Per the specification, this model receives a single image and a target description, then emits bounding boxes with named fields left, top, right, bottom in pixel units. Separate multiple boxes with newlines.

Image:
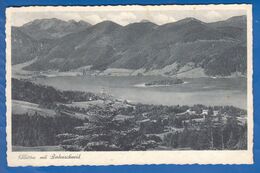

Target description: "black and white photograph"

left=6, top=5, right=253, bottom=166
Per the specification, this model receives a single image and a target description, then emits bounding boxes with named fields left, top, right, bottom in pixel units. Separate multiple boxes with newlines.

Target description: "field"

left=12, top=100, right=56, bottom=117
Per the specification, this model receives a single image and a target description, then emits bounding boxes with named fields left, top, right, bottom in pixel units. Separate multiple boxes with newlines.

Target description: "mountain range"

left=11, top=16, right=247, bottom=77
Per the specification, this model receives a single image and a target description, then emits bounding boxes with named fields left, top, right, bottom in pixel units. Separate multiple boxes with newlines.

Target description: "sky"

left=9, top=6, right=247, bottom=26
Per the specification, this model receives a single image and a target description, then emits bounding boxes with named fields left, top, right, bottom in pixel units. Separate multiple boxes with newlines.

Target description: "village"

left=12, top=78, right=247, bottom=151
left=55, top=94, right=247, bottom=151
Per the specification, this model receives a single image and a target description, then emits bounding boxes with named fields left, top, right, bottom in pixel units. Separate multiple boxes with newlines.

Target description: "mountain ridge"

left=20, top=18, right=91, bottom=40
left=12, top=15, right=247, bottom=77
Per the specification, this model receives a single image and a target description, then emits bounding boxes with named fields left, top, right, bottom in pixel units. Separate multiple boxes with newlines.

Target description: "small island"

left=145, top=78, right=184, bottom=86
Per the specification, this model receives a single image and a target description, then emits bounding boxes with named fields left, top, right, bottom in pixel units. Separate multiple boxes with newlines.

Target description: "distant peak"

left=125, top=20, right=157, bottom=28
left=95, top=20, right=122, bottom=27
left=22, top=18, right=66, bottom=27
left=36, top=18, right=64, bottom=23
left=68, top=19, right=91, bottom=26
left=22, top=18, right=92, bottom=29
left=177, top=17, right=203, bottom=24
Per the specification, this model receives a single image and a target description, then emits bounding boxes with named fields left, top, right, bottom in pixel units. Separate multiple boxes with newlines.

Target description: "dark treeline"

left=163, top=117, right=247, bottom=150
left=12, top=113, right=84, bottom=146
left=12, top=78, right=101, bottom=106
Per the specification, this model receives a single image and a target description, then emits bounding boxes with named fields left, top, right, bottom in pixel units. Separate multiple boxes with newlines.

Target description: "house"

left=202, top=109, right=208, bottom=115
left=186, top=109, right=196, bottom=115
left=213, top=110, right=219, bottom=116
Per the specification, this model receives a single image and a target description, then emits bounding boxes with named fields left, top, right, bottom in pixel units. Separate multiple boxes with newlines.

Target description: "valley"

left=10, top=15, right=249, bottom=151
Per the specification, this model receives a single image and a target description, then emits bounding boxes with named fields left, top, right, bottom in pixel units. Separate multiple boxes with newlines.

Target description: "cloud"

left=83, top=14, right=103, bottom=24
left=205, top=11, right=223, bottom=21
left=152, top=14, right=176, bottom=25
left=106, top=12, right=137, bottom=25
left=58, top=13, right=82, bottom=21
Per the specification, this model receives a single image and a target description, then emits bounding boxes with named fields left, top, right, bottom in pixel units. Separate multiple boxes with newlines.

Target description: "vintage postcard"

left=6, top=4, right=253, bottom=166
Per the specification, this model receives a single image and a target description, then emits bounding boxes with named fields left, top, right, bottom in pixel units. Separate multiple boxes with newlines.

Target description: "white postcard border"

left=5, top=4, right=253, bottom=166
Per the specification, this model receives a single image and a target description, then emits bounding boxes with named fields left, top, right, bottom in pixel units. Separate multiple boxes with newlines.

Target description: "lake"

left=35, top=76, right=247, bottom=109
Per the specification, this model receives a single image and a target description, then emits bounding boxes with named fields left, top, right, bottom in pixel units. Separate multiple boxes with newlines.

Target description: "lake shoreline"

left=30, top=75, right=247, bottom=109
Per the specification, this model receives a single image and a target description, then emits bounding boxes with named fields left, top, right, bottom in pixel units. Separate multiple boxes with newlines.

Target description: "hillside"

left=11, top=27, right=56, bottom=65
left=12, top=16, right=247, bottom=77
